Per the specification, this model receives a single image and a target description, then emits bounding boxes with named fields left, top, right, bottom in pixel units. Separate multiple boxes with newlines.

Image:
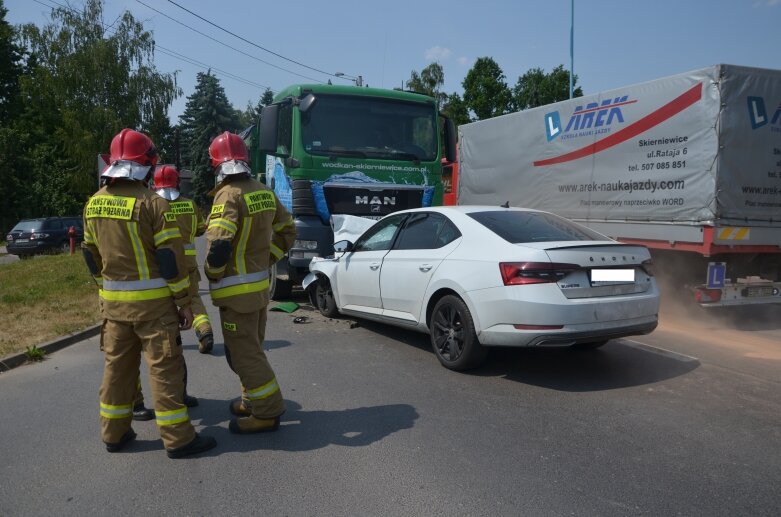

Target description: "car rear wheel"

left=314, top=278, right=338, bottom=318
left=429, top=295, right=487, bottom=370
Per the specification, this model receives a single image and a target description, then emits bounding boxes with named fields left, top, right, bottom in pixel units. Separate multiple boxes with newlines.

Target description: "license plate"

left=591, top=269, right=635, bottom=283
left=742, top=286, right=776, bottom=298
left=14, top=238, right=29, bottom=243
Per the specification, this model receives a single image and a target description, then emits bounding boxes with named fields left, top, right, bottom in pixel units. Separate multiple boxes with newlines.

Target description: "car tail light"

left=694, top=287, right=722, bottom=303
left=499, top=262, right=579, bottom=286
left=5, top=234, right=12, bottom=241
left=641, top=258, right=655, bottom=277
left=30, top=232, right=50, bottom=240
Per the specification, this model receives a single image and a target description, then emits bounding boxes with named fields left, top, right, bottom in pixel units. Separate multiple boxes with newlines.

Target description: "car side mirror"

left=333, top=240, right=354, bottom=253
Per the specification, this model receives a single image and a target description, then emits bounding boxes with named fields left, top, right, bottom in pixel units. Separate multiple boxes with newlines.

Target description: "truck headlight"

left=293, top=239, right=318, bottom=250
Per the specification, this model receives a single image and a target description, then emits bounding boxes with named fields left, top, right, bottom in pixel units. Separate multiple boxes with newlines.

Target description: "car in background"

left=304, top=206, right=659, bottom=371
left=5, top=217, right=84, bottom=258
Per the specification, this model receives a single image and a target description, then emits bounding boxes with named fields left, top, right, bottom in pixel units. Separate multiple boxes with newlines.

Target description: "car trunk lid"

left=520, top=242, right=654, bottom=299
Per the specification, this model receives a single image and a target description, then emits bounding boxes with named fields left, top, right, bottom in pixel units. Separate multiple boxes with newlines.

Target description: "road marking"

left=619, top=339, right=699, bottom=363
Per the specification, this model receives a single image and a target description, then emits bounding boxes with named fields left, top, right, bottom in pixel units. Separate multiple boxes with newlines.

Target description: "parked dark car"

left=5, top=217, right=84, bottom=258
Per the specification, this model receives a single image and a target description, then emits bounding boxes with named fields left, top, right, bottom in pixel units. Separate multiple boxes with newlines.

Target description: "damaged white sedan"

left=304, top=206, right=659, bottom=371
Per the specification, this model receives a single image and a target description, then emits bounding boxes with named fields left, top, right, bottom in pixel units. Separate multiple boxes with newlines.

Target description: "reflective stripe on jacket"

left=205, top=176, right=296, bottom=312
left=82, top=181, right=192, bottom=321
left=168, top=197, right=205, bottom=270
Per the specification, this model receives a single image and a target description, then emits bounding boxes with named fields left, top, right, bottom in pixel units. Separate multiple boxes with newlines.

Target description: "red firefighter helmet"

left=154, top=164, right=180, bottom=190
left=208, top=131, right=249, bottom=168
left=109, top=128, right=158, bottom=167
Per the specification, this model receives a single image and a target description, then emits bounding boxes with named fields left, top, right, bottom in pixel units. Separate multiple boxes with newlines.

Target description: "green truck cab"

left=243, top=84, right=457, bottom=299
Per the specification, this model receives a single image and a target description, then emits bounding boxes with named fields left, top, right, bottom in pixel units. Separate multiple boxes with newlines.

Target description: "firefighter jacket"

left=168, top=195, right=206, bottom=272
left=204, top=175, right=296, bottom=313
left=82, top=180, right=192, bottom=321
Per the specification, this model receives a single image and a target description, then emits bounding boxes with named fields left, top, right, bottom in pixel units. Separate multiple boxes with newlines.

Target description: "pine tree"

left=178, top=71, right=240, bottom=207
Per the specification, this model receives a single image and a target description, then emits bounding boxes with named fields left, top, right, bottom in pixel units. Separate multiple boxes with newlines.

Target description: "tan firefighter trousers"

left=99, top=307, right=196, bottom=449
left=189, top=268, right=212, bottom=337
left=220, top=306, right=285, bottom=419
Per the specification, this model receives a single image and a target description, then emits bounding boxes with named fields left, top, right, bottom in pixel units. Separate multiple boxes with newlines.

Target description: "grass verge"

left=0, top=253, right=99, bottom=358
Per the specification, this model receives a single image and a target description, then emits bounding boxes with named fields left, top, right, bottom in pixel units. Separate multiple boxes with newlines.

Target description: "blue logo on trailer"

left=545, top=95, right=636, bottom=142
left=706, top=262, right=726, bottom=289
left=544, top=112, right=562, bottom=141
left=747, top=97, right=768, bottom=129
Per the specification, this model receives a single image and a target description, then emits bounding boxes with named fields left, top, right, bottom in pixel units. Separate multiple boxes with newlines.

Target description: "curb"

left=0, top=323, right=101, bottom=373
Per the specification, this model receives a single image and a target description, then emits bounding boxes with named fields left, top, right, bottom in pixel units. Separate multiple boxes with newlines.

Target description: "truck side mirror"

left=299, top=93, right=316, bottom=113
left=259, top=104, right=282, bottom=155
left=443, top=117, right=457, bottom=163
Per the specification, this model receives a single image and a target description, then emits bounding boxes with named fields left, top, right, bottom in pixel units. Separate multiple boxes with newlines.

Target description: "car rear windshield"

left=11, top=220, right=42, bottom=232
left=468, top=211, right=606, bottom=243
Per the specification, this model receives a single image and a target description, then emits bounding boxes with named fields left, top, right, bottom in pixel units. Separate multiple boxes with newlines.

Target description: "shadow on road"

left=182, top=339, right=292, bottom=357
left=477, top=343, right=699, bottom=392
left=178, top=398, right=418, bottom=457
left=354, top=320, right=699, bottom=393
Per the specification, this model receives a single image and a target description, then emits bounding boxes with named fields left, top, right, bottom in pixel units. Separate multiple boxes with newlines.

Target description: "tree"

left=11, top=0, right=180, bottom=217
left=511, top=64, right=583, bottom=111
left=0, top=0, right=21, bottom=121
left=0, top=0, right=24, bottom=233
left=441, top=92, right=470, bottom=127
left=142, top=105, right=175, bottom=164
left=178, top=71, right=240, bottom=207
left=406, top=62, right=447, bottom=107
left=462, top=57, right=511, bottom=120
left=261, top=87, right=274, bottom=106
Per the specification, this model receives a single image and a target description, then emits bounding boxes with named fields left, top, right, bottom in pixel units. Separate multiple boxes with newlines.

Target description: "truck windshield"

left=301, top=95, right=437, bottom=162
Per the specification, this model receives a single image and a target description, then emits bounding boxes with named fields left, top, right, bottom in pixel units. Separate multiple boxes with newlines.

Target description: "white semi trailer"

left=457, top=64, right=781, bottom=306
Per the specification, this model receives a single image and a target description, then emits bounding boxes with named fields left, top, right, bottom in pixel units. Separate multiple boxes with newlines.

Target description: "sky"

left=5, top=0, right=781, bottom=122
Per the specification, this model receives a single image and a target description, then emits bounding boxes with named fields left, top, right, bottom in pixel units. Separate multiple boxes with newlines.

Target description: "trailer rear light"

left=694, top=288, right=722, bottom=303
left=513, top=324, right=564, bottom=330
left=641, top=258, right=655, bottom=277
left=499, top=262, right=579, bottom=285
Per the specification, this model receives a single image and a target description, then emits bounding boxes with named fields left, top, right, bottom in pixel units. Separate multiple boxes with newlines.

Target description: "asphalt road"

left=1, top=246, right=779, bottom=515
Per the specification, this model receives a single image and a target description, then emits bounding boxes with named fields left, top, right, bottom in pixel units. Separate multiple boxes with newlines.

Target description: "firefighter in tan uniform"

left=204, top=132, right=296, bottom=434
left=153, top=164, right=214, bottom=354
left=83, top=128, right=216, bottom=458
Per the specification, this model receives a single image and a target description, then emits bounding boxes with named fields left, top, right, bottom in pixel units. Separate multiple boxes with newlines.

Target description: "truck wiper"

left=390, top=152, right=421, bottom=164
left=324, top=150, right=367, bottom=159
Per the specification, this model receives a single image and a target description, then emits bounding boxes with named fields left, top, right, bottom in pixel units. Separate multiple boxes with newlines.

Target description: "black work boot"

left=132, top=403, right=155, bottom=421
left=166, top=433, right=217, bottom=459
left=229, top=398, right=252, bottom=417
left=183, top=394, right=199, bottom=407
left=197, top=330, right=214, bottom=354
left=105, top=429, right=137, bottom=453
left=228, top=415, right=281, bottom=435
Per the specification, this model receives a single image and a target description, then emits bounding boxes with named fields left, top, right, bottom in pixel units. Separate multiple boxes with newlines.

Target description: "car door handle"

left=419, top=263, right=433, bottom=272
left=370, top=262, right=381, bottom=270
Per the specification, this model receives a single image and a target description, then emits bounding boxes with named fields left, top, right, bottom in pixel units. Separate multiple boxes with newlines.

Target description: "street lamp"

left=335, top=72, right=363, bottom=87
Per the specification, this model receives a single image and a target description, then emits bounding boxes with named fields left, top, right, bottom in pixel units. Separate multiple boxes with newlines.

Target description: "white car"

left=304, top=206, right=659, bottom=370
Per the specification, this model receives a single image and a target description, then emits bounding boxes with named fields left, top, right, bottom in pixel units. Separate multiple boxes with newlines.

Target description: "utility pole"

left=570, top=0, right=574, bottom=99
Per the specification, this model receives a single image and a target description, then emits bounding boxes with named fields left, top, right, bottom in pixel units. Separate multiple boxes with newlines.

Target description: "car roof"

left=395, top=205, right=541, bottom=216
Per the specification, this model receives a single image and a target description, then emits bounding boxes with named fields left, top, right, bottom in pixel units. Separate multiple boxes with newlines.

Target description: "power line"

left=32, top=0, right=274, bottom=95
left=165, top=0, right=357, bottom=82
left=135, top=0, right=322, bottom=84
left=155, top=45, right=270, bottom=91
